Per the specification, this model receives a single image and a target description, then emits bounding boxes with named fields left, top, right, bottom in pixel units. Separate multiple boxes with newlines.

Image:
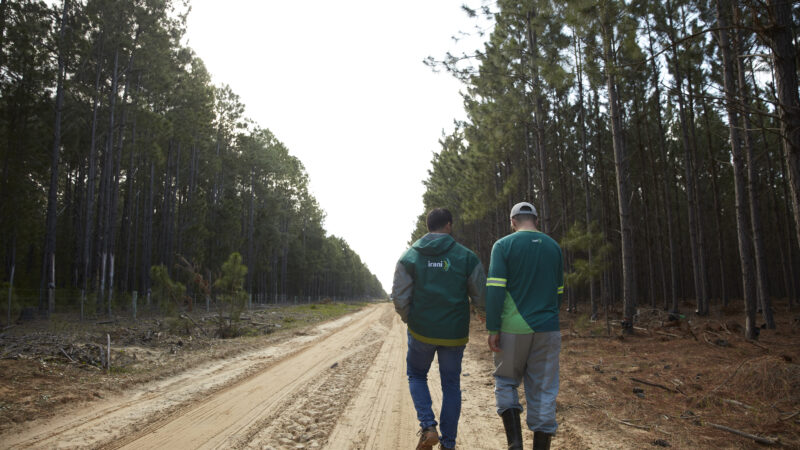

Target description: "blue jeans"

left=406, top=332, right=465, bottom=448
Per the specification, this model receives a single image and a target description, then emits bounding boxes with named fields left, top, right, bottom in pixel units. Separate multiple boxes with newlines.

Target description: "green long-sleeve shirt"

left=486, top=230, right=563, bottom=334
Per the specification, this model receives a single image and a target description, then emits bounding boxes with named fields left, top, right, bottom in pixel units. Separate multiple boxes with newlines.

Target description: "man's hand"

left=488, top=334, right=501, bottom=352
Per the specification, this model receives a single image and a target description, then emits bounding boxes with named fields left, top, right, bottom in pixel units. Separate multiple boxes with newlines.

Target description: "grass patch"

left=573, top=313, right=606, bottom=336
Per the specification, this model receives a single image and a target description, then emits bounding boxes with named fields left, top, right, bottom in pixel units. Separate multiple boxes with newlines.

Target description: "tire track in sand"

left=108, top=306, right=389, bottom=450
left=326, top=312, right=507, bottom=449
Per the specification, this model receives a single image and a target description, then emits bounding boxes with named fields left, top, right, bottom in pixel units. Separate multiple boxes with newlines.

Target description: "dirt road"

left=6, top=303, right=608, bottom=449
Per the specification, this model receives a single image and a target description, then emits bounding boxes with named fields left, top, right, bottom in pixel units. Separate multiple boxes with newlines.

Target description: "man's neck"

left=514, top=225, right=538, bottom=232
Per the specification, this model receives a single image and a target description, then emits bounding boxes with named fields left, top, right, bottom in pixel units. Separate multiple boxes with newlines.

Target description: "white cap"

left=510, top=202, right=538, bottom=218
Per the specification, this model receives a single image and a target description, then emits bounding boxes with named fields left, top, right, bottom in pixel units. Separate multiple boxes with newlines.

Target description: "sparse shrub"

left=574, top=313, right=591, bottom=331
left=561, top=222, right=612, bottom=289
left=167, top=317, right=193, bottom=335
left=150, top=265, right=187, bottom=316
left=214, top=252, right=248, bottom=336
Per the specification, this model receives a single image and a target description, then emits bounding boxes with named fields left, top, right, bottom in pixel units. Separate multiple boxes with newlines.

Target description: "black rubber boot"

left=533, top=431, right=552, bottom=450
left=501, top=409, right=523, bottom=450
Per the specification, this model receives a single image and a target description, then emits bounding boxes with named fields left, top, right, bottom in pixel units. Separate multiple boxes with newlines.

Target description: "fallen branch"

left=630, top=377, right=681, bottom=394
left=179, top=313, right=209, bottom=337
left=95, top=320, right=116, bottom=325
left=711, top=358, right=758, bottom=393
left=746, top=339, right=769, bottom=351
left=580, top=400, right=600, bottom=409
left=722, top=398, right=754, bottom=410
left=707, top=422, right=778, bottom=445
left=687, top=327, right=698, bottom=341
left=60, top=347, right=76, bottom=363
left=656, top=330, right=682, bottom=338
left=705, top=330, right=725, bottom=338
left=612, top=417, right=650, bottom=430
left=780, top=411, right=799, bottom=421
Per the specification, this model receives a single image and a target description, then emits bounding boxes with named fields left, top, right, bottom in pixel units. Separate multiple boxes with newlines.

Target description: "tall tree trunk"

left=779, top=156, right=800, bottom=307
left=525, top=9, right=550, bottom=233
left=632, top=83, right=657, bottom=308
left=715, top=0, right=758, bottom=339
left=758, top=79, right=799, bottom=307
left=735, top=27, right=775, bottom=328
left=106, top=43, right=136, bottom=309
left=142, top=161, right=155, bottom=300
left=666, top=2, right=708, bottom=315
left=601, top=16, right=636, bottom=330
left=645, top=18, right=679, bottom=313
left=6, top=235, right=14, bottom=326
left=99, top=46, right=119, bottom=316
left=765, top=0, right=800, bottom=252
left=767, top=148, right=796, bottom=305
left=681, top=4, right=712, bottom=315
left=71, top=162, right=83, bottom=289
left=174, top=141, right=182, bottom=261
left=574, top=33, right=597, bottom=318
left=41, top=0, right=69, bottom=314
left=121, top=80, right=140, bottom=293
left=700, top=96, right=728, bottom=306
left=637, top=76, right=670, bottom=309
left=82, top=33, right=104, bottom=312
left=247, top=170, right=255, bottom=293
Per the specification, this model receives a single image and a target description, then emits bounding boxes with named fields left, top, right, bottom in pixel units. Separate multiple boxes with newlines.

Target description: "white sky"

left=184, top=1, right=485, bottom=293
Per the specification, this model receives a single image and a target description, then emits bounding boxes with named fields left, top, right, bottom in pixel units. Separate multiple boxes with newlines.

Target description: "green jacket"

left=391, top=233, right=485, bottom=346
left=486, top=230, right=563, bottom=334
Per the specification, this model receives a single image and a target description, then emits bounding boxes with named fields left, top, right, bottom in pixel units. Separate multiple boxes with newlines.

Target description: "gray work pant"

left=493, top=331, right=561, bottom=433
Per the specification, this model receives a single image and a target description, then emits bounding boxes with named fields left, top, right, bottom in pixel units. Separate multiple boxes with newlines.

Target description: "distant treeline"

left=415, top=0, right=799, bottom=338
left=0, top=0, right=385, bottom=316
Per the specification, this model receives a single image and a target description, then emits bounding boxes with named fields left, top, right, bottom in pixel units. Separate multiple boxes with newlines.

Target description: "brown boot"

left=533, top=431, right=552, bottom=450
left=416, top=425, right=439, bottom=450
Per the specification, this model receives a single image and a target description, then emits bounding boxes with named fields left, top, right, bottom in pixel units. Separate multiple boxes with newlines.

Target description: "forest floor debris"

left=557, top=298, right=800, bottom=448
left=0, top=301, right=364, bottom=433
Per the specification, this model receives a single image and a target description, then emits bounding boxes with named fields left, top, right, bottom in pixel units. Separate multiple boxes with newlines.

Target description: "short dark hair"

left=512, top=213, right=537, bottom=225
left=427, top=208, right=453, bottom=232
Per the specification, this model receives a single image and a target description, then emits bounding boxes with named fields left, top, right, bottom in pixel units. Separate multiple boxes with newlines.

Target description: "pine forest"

left=416, top=0, right=799, bottom=340
left=0, top=0, right=385, bottom=321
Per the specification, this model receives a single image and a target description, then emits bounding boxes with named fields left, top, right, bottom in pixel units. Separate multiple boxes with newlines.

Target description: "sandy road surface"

left=4, top=303, right=600, bottom=449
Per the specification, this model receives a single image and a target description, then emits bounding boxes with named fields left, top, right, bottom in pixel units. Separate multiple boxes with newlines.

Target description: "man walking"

left=486, top=202, right=563, bottom=450
left=391, top=208, right=486, bottom=450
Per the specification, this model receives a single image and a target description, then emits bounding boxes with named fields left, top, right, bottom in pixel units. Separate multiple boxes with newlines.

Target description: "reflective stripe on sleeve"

left=487, top=277, right=507, bottom=288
